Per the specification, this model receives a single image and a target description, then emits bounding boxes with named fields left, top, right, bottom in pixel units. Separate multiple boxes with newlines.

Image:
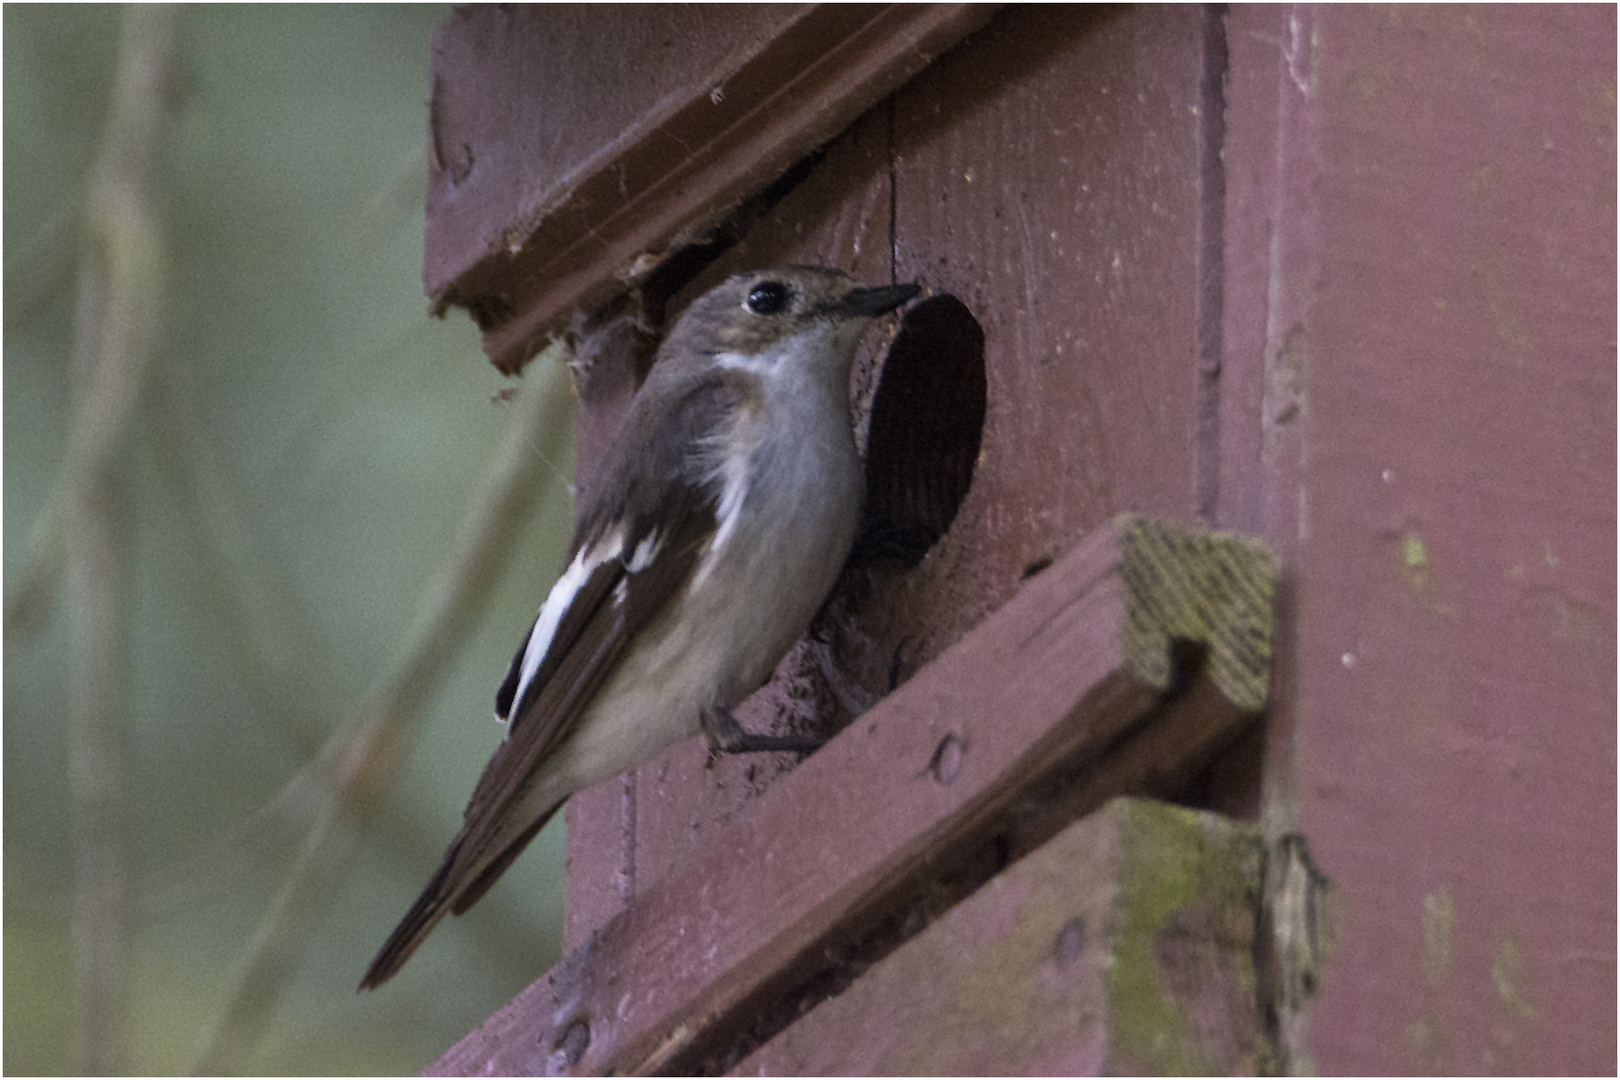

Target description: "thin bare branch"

left=65, top=5, right=181, bottom=1074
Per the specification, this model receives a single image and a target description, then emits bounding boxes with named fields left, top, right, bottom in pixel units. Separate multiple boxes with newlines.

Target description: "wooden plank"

left=424, top=4, right=806, bottom=297
left=1221, top=6, right=1618, bottom=1074
left=734, top=798, right=1266, bottom=1076
left=884, top=2, right=1211, bottom=705
left=428, top=517, right=1276, bottom=1075
left=425, top=3, right=999, bottom=373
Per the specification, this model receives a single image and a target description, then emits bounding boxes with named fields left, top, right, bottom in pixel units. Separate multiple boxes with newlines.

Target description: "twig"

left=65, top=5, right=181, bottom=1074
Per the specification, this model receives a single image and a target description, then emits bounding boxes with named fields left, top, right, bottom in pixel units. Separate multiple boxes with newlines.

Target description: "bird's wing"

left=360, top=372, right=747, bottom=990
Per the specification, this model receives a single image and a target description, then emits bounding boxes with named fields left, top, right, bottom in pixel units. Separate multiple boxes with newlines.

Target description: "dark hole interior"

left=850, top=293, right=988, bottom=569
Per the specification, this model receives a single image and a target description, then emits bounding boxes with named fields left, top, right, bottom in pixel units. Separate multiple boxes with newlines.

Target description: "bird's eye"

left=745, top=281, right=790, bottom=315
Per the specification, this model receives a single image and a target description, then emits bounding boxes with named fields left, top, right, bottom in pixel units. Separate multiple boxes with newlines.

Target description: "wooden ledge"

left=428, top=515, right=1277, bottom=1075
left=737, top=797, right=1270, bottom=1075
left=426, top=4, right=1000, bottom=374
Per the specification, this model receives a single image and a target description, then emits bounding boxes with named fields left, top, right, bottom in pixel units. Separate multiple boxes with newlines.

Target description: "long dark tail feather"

left=358, top=842, right=462, bottom=991
left=358, top=800, right=563, bottom=991
left=451, top=806, right=557, bottom=916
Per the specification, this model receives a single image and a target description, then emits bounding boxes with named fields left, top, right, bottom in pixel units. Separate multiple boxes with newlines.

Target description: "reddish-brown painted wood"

left=1222, top=6, right=1616, bottom=1074
left=890, top=4, right=1207, bottom=600
left=888, top=0, right=1242, bottom=806
left=735, top=798, right=1265, bottom=1076
left=425, top=4, right=801, bottom=297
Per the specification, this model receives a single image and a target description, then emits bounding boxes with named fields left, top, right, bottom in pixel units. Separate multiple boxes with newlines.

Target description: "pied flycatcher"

left=360, top=267, right=919, bottom=989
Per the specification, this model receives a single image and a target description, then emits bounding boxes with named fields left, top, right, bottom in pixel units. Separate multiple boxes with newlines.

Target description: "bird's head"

left=659, top=267, right=920, bottom=384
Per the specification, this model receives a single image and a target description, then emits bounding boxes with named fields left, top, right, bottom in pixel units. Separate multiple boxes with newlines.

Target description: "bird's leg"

left=701, top=705, right=824, bottom=756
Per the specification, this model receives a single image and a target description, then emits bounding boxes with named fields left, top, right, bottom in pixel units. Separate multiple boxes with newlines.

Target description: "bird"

left=360, top=266, right=920, bottom=989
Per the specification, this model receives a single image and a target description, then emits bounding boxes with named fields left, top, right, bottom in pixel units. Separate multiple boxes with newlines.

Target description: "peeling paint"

left=1401, top=532, right=1430, bottom=592
left=1490, top=934, right=1535, bottom=1022
left=1421, top=885, right=1455, bottom=989
left=1408, top=885, right=1457, bottom=1066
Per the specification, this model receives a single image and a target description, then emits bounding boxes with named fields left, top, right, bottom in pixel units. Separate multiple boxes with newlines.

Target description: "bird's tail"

left=359, top=800, right=561, bottom=991
left=358, top=848, right=461, bottom=990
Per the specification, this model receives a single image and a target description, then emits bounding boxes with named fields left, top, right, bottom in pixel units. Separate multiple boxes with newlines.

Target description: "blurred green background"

left=5, top=6, right=576, bottom=1073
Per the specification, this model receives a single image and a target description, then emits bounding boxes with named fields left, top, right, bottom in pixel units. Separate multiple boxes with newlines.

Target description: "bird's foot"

left=701, top=705, right=824, bottom=756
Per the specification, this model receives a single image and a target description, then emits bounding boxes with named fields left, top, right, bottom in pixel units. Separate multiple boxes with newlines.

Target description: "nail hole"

left=556, top=1020, right=590, bottom=1066
left=1053, top=918, right=1087, bottom=968
left=928, top=732, right=966, bottom=785
left=1021, top=554, right=1054, bottom=580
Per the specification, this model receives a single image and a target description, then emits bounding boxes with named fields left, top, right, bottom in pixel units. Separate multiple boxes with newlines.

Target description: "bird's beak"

left=831, top=282, right=921, bottom=319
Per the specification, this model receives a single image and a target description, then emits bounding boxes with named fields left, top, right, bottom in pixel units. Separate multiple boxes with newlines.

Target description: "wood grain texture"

left=428, top=516, right=1275, bottom=1076
left=877, top=2, right=1210, bottom=706
left=1223, top=6, right=1617, bottom=1073
left=734, top=798, right=1266, bottom=1076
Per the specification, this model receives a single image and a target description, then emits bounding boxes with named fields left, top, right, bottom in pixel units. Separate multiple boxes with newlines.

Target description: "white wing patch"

left=610, top=530, right=664, bottom=609
left=628, top=531, right=662, bottom=573
left=692, top=447, right=749, bottom=592
left=506, top=528, right=624, bottom=727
